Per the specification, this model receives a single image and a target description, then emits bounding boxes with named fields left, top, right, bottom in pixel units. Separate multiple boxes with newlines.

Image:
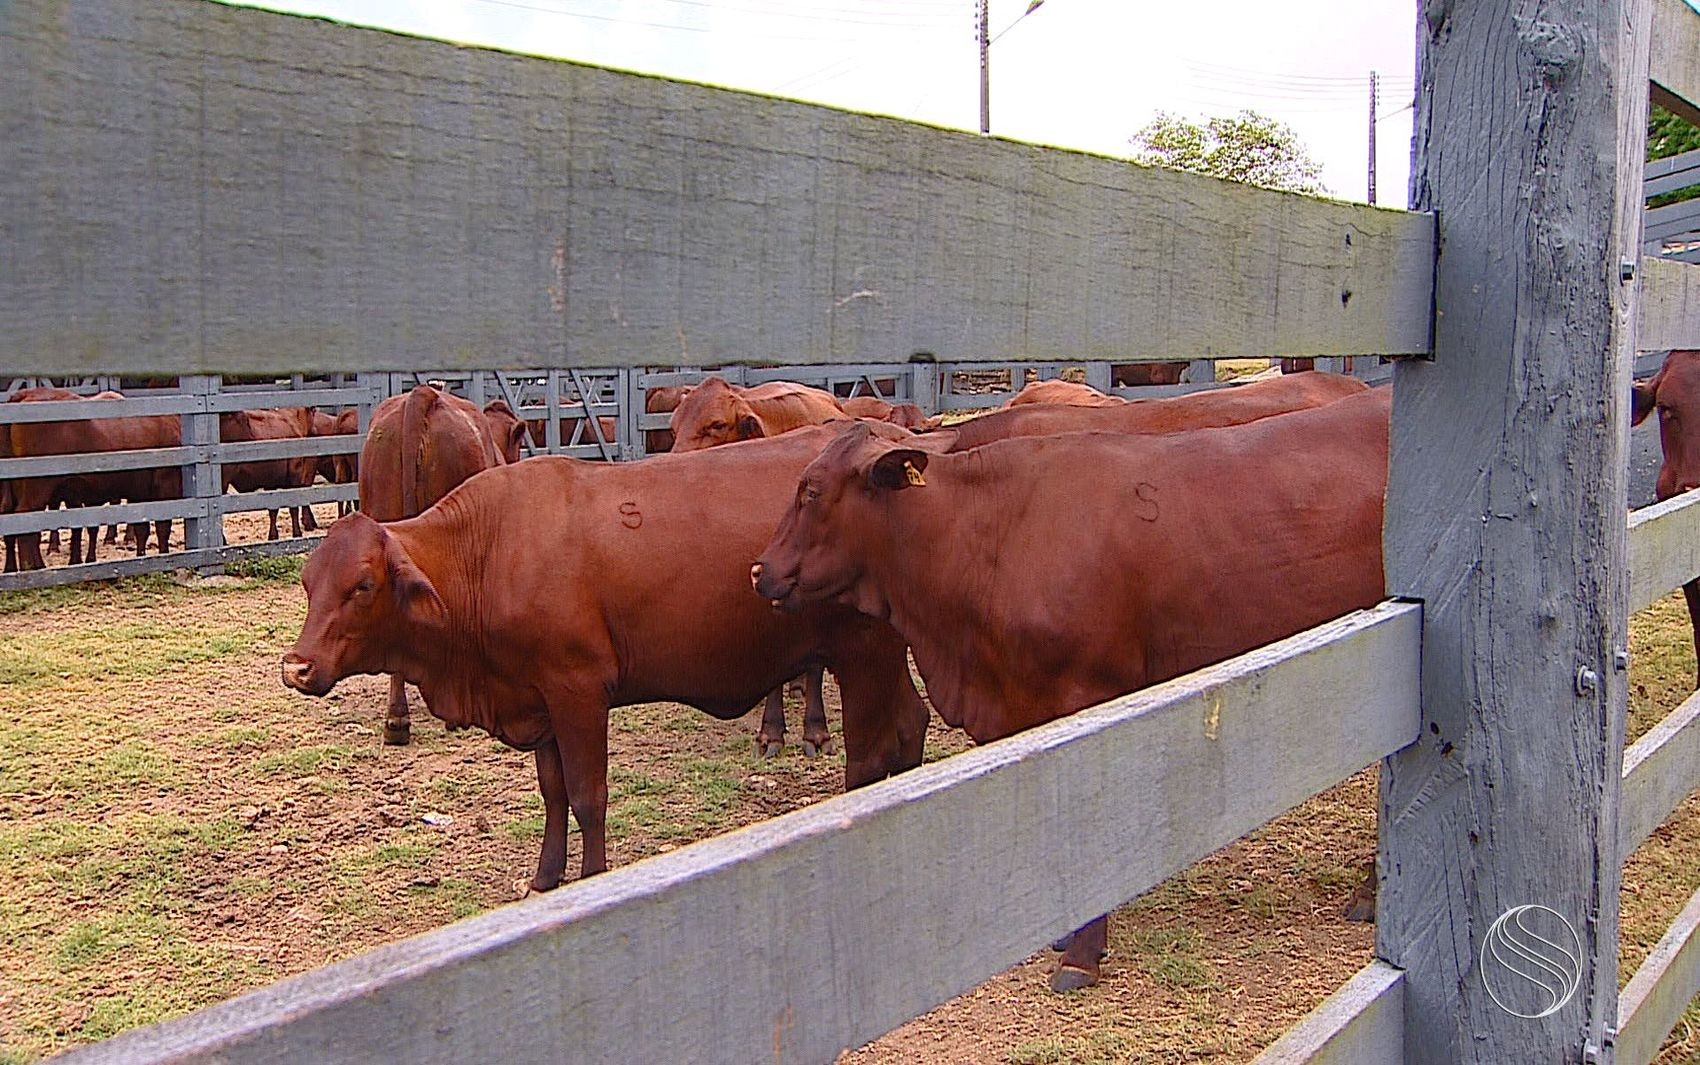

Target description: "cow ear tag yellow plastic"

left=904, top=461, right=926, bottom=487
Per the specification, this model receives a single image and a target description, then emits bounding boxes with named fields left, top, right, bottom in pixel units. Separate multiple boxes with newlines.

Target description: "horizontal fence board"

left=1628, top=489, right=1700, bottom=613
left=1250, top=961, right=1404, bottom=1065
left=1, top=0, right=1437, bottom=375
left=213, top=436, right=360, bottom=463
left=0, top=445, right=199, bottom=478
left=1640, top=257, right=1700, bottom=351
left=1645, top=198, right=1700, bottom=242
left=203, top=388, right=371, bottom=412
left=1617, top=882, right=1700, bottom=1065
left=1645, top=148, right=1700, bottom=198
left=1652, top=0, right=1700, bottom=127
left=0, top=498, right=195, bottom=536
left=1621, top=691, right=1700, bottom=857
left=53, top=601, right=1421, bottom=1065
left=0, top=535, right=321, bottom=592
left=213, top=483, right=359, bottom=515
left=0, top=395, right=201, bottom=422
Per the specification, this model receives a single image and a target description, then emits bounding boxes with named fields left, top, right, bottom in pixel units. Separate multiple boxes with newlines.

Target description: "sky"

left=228, top=0, right=1421, bottom=205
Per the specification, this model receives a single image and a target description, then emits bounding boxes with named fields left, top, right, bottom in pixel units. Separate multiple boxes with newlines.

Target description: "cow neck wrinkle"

left=869, top=448, right=1002, bottom=738
left=387, top=495, right=493, bottom=693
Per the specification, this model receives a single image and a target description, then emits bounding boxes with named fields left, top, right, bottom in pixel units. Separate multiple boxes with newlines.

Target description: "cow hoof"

left=1048, top=964, right=1098, bottom=993
left=802, top=739, right=823, bottom=759
left=383, top=722, right=411, bottom=746
left=1050, top=933, right=1074, bottom=953
left=759, top=740, right=783, bottom=759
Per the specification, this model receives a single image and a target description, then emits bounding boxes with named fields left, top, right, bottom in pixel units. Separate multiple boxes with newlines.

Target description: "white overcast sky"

left=230, top=0, right=1424, bottom=204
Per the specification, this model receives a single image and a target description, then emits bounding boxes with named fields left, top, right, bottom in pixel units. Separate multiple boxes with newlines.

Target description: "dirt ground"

left=1, top=568, right=1698, bottom=1063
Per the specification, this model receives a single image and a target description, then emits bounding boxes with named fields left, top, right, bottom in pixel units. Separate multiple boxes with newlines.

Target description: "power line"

left=1186, top=58, right=1413, bottom=88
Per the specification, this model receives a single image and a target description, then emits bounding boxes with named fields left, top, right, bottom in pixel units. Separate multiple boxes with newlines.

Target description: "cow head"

left=282, top=513, right=446, bottom=696
left=669, top=376, right=764, bottom=451
left=1634, top=351, right=1700, bottom=501
left=482, top=400, right=528, bottom=464
left=752, top=421, right=928, bottom=618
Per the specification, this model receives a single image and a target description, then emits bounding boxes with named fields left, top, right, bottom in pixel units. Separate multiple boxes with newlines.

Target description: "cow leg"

left=19, top=532, right=44, bottom=571
left=153, top=520, right=170, bottom=555
left=130, top=522, right=149, bottom=556
left=300, top=505, right=318, bottom=533
left=546, top=696, right=611, bottom=879
left=756, top=686, right=787, bottom=758
left=287, top=506, right=302, bottom=539
left=799, top=667, right=831, bottom=757
left=83, top=525, right=98, bottom=564
left=47, top=528, right=61, bottom=555
left=833, top=633, right=929, bottom=789
left=3, top=535, right=15, bottom=573
left=529, top=739, right=572, bottom=892
left=267, top=509, right=280, bottom=541
left=1050, top=915, right=1109, bottom=992
left=382, top=674, right=411, bottom=746
left=1685, top=578, right=1700, bottom=689
left=68, top=527, right=83, bottom=566
left=105, top=524, right=119, bottom=545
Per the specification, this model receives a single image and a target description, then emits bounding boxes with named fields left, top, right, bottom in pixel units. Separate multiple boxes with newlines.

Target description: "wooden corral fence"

left=6, top=0, right=1700, bottom=1062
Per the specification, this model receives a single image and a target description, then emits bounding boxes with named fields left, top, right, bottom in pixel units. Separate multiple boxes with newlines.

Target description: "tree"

left=1130, top=110, right=1326, bottom=195
left=1647, top=104, right=1700, bottom=209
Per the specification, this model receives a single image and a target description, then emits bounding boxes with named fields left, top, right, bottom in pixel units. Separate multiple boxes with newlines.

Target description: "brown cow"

left=940, top=371, right=1368, bottom=452
left=525, top=415, right=620, bottom=456
left=1634, top=350, right=1700, bottom=684
left=357, top=385, right=527, bottom=744
left=311, top=409, right=360, bottom=518
left=754, top=389, right=1391, bottom=991
left=669, top=377, right=844, bottom=452
left=282, top=426, right=929, bottom=891
left=220, top=407, right=323, bottom=541
left=1111, top=362, right=1190, bottom=387
left=645, top=385, right=692, bottom=454
left=1005, top=379, right=1125, bottom=408
left=841, top=395, right=934, bottom=429
left=4, top=388, right=178, bottom=571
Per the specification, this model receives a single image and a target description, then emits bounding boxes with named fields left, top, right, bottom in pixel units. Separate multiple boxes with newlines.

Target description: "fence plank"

left=1644, top=148, right=1700, bottom=199
left=1629, top=490, right=1700, bottom=613
left=1378, top=3, right=1644, bottom=1060
left=0, top=445, right=199, bottom=479
left=1652, top=0, right=1700, bottom=126
left=213, top=484, right=359, bottom=516
left=0, top=0, right=1436, bottom=376
left=0, top=498, right=193, bottom=537
left=1620, top=691, right=1700, bottom=857
left=1617, top=882, right=1700, bottom=1065
left=0, top=536, right=321, bottom=593
left=53, top=601, right=1419, bottom=1065
left=1639, top=257, right=1700, bottom=352
left=1250, top=962, right=1404, bottom=1065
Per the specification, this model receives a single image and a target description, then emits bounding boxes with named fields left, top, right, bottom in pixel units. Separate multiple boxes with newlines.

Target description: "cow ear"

left=866, top=448, right=929, bottom=491
left=737, top=414, right=765, bottom=440
left=381, top=530, right=447, bottom=628
left=505, top=418, right=528, bottom=460
left=1632, top=379, right=1659, bottom=426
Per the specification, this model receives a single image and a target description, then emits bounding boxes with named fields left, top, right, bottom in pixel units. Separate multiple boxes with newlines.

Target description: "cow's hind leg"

left=800, top=667, right=831, bottom=757
left=1050, top=915, right=1108, bottom=992
left=68, top=527, right=83, bottom=566
left=527, top=739, right=571, bottom=893
left=383, top=674, right=411, bottom=746
left=153, top=520, right=170, bottom=555
left=1685, top=578, right=1700, bottom=689
left=756, top=686, right=786, bottom=758
left=3, top=535, right=15, bottom=573
left=46, top=528, right=61, bottom=556
left=267, top=509, right=281, bottom=541
left=130, top=522, right=149, bottom=556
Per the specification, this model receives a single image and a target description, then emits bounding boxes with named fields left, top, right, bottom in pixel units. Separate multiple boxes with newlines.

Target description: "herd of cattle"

left=10, top=353, right=1699, bottom=997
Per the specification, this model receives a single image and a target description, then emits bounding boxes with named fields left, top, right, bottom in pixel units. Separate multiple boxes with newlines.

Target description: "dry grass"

left=1, top=576, right=1697, bottom=1063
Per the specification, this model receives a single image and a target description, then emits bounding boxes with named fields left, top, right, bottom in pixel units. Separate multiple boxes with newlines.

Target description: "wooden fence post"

left=179, top=374, right=224, bottom=572
left=1377, top=3, right=1650, bottom=1062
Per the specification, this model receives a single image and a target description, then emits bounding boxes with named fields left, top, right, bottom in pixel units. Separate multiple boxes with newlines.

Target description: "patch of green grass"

left=195, top=725, right=271, bottom=751
left=502, top=814, right=546, bottom=843
left=1, top=1045, right=38, bottom=1065
left=224, top=554, right=305, bottom=583
left=406, top=877, right=483, bottom=920
left=0, top=620, right=265, bottom=689
left=54, top=922, right=121, bottom=969
left=253, top=744, right=355, bottom=777
left=1124, top=925, right=1219, bottom=991
left=339, top=839, right=437, bottom=874
left=1008, top=1037, right=1067, bottom=1064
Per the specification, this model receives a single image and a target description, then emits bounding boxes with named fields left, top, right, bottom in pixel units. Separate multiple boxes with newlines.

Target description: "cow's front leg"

left=799, top=668, right=831, bottom=757
left=383, top=674, right=411, bottom=745
left=1050, top=915, right=1109, bottom=992
left=529, top=738, right=570, bottom=892
left=756, top=686, right=787, bottom=758
left=547, top=696, right=610, bottom=879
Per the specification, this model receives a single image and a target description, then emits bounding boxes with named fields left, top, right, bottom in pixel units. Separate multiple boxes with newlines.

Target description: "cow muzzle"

left=280, top=652, right=331, bottom=696
left=750, top=561, right=798, bottom=610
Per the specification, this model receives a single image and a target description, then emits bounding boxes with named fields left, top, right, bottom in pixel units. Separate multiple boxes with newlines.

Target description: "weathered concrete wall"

left=1, top=0, right=1434, bottom=375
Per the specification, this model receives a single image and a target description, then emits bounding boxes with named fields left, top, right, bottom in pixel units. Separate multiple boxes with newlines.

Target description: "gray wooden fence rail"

left=8, top=0, right=1700, bottom=1062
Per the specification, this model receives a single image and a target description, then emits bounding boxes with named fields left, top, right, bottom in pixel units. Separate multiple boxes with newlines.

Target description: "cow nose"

left=750, top=562, right=763, bottom=590
left=280, top=653, right=314, bottom=691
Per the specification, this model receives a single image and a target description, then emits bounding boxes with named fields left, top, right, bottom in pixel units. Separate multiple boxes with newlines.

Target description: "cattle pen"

left=5, top=1, right=1700, bottom=1063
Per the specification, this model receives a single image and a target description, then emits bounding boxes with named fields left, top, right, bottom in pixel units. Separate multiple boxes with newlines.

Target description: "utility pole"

left=1367, top=70, right=1378, bottom=204
left=978, top=0, right=991, bottom=134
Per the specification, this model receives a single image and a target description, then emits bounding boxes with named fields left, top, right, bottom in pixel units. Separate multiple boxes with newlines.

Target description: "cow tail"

left=400, top=385, right=436, bottom=518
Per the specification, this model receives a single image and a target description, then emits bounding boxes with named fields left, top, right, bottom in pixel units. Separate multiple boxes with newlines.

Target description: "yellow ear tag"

left=903, top=461, right=926, bottom=487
